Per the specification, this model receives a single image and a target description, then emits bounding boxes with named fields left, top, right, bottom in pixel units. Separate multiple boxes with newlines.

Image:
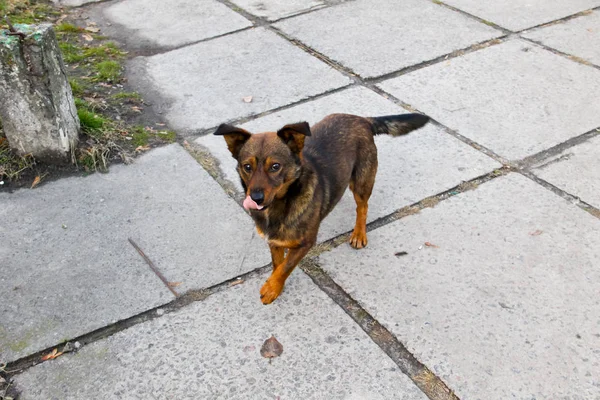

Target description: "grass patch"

left=111, top=91, right=142, bottom=101
left=59, top=42, right=85, bottom=63
left=68, top=77, right=85, bottom=97
left=55, top=22, right=82, bottom=33
left=94, top=60, right=121, bottom=82
left=131, top=126, right=149, bottom=147
left=157, top=130, right=176, bottom=143
left=0, top=0, right=57, bottom=25
left=78, top=108, right=108, bottom=132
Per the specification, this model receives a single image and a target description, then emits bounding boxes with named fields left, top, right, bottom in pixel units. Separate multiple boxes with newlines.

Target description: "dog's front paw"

left=260, top=277, right=284, bottom=304
left=349, top=228, right=368, bottom=249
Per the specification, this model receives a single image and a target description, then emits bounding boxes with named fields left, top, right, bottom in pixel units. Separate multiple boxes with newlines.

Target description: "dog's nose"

left=250, top=190, right=264, bottom=205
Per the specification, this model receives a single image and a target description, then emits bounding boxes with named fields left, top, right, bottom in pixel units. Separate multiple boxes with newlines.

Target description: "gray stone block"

left=0, top=24, right=79, bottom=164
left=443, top=0, right=600, bottom=31
left=197, top=87, right=500, bottom=243
left=231, top=0, right=325, bottom=21
left=0, top=144, right=269, bottom=362
left=100, top=0, right=252, bottom=49
left=275, top=0, right=501, bottom=78
left=318, top=173, right=600, bottom=399
left=14, top=271, right=428, bottom=400
left=523, top=11, right=600, bottom=66
left=379, top=39, right=600, bottom=160
left=127, top=28, right=350, bottom=133
left=533, top=135, right=600, bottom=209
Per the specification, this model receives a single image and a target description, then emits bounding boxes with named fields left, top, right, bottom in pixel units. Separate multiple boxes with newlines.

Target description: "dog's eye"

left=270, top=163, right=281, bottom=172
left=243, top=164, right=252, bottom=172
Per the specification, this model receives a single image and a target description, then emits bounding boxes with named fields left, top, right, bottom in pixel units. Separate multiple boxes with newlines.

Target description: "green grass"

left=68, top=78, right=85, bottom=97
left=55, top=22, right=82, bottom=33
left=83, top=42, right=125, bottom=59
left=131, top=126, right=149, bottom=147
left=94, top=60, right=121, bottom=82
left=77, top=108, right=108, bottom=132
left=111, top=92, right=142, bottom=101
left=59, top=42, right=85, bottom=63
left=157, top=130, right=176, bottom=143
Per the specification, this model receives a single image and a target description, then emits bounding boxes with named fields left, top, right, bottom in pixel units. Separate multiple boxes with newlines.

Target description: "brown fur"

left=215, top=113, right=429, bottom=304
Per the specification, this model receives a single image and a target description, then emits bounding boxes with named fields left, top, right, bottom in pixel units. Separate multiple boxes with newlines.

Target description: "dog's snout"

left=250, top=190, right=265, bottom=205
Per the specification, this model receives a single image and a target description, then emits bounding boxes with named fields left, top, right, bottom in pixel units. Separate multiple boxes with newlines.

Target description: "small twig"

left=4, top=17, right=25, bottom=39
left=128, top=238, right=178, bottom=297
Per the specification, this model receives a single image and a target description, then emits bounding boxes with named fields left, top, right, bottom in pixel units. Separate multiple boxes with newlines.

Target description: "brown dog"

left=215, top=113, right=429, bottom=304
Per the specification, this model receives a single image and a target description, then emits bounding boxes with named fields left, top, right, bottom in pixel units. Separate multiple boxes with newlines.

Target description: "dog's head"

left=214, top=122, right=311, bottom=211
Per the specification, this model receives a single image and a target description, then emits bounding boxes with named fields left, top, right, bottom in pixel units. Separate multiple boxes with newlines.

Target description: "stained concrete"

left=127, top=28, right=350, bottom=134
left=0, top=144, right=269, bottom=362
left=523, top=11, right=600, bottom=66
left=379, top=39, right=600, bottom=160
left=14, top=271, right=428, bottom=400
left=442, top=0, right=600, bottom=31
left=98, top=0, right=252, bottom=50
left=231, top=0, right=325, bottom=21
left=275, top=0, right=501, bottom=78
left=318, top=173, right=600, bottom=399
left=533, top=135, right=600, bottom=209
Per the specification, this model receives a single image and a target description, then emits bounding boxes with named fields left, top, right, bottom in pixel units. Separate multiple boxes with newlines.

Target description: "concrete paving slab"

left=523, top=11, right=600, bottom=66
left=379, top=39, right=600, bottom=161
left=127, top=28, right=350, bottom=134
left=274, top=0, right=501, bottom=78
left=231, top=0, right=325, bottom=21
left=97, top=0, right=252, bottom=50
left=197, top=87, right=500, bottom=243
left=0, top=144, right=270, bottom=363
left=442, top=0, right=600, bottom=31
left=533, top=135, right=600, bottom=209
left=14, top=271, right=428, bottom=400
left=317, top=173, right=600, bottom=399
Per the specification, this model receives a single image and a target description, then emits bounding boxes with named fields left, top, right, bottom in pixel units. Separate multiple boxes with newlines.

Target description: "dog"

left=215, top=113, right=429, bottom=304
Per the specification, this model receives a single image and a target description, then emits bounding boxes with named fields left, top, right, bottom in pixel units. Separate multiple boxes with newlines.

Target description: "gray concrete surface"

left=533, top=135, right=600, bottom=209
left=99, top=0, right=252, bottom=49
left=231, top=0, right=325, bottom=21
left=15, top=270, right=428, bottom=400
left=0, top=144, right=272, bottom=362
left=379, top=39, right=600, bottom=161
left=197, top=86, right=500, bottom=242
left=52, top=0, right=100, bottom=6
left=127, top=28, right=350, bottom=133
left=442, top=0, right=600, bottom=31
left=275, top=0, right=501, bottom=78
left=523, top=11, right=600, bottom=66
left=318, top=173, right=600, bottom=399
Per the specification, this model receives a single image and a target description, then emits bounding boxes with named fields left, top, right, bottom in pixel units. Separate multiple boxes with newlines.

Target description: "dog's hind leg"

left=349, top=150, right=377, bottom=249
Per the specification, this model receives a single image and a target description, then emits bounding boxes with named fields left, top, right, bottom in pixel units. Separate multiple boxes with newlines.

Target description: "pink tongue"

left=243, top=195, right=264, bottom=211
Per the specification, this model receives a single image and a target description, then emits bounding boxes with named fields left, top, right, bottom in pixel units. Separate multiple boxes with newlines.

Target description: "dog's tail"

left=368, top=113, right=430, bottom=137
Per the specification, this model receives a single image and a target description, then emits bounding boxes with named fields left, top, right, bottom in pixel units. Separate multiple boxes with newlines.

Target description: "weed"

left=131, top=126, right=149, bottom=147
left=0, top=135, right=36, bottom=181
left=55, top=22, right=82, bottom=33
left=68, top=78, right=85, bottom=97
left=111, top=92, right=142, bottom=102
left=59, top=42, right=84, bottom=63
left=94, top=60, right=121, bottom=82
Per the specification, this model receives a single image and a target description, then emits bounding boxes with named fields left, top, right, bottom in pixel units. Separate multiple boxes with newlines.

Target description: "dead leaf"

left=84, top=26, right=100, bottom=33
left=131, top=106, right=143, bottom=113
left=156, top=123, right=166, bottom=126
left=167, top=281, right=182, bottom=288
left=530, top=230, right=543, bottom=236
left=56, top=14, right=68, bottom=25
left=242, top=96, right=253, bottom=103
left=394, top=251, right=408, bottom=257
left=31, top=176, right=41, bottom=189
left=82, top=33, right=94, bottom=42
left=135, top=145, right=150, bottom=152
left=424, top=242, right=439, bottom=248
left=41, top=348, right=63, bottom=361
left=260, top=335, right=283, bottom=360
left=229, top=279, right=245, bottom=287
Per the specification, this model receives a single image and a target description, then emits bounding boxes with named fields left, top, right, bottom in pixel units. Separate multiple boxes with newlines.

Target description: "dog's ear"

left=214, top=124, right=252, bottom=158
left=277, top=122, right=311, bottom=154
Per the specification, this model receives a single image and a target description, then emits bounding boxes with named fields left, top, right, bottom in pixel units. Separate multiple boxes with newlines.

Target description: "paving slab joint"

left=519, top=169, right=600, bottom=220
left=427, top=0, right=512, bottom=34
left=517, top=127, right=600, bottom=169
left=514, top=7, right=600, bottom=34
left=518, top=36, right=600, bottom=70
left=300, top=260, right=460, bottom=400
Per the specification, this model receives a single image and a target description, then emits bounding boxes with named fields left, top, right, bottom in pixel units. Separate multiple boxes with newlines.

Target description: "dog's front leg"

left=260, top=243, right=312, bottom=304
left=269, top=244, right=285, bottom=271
